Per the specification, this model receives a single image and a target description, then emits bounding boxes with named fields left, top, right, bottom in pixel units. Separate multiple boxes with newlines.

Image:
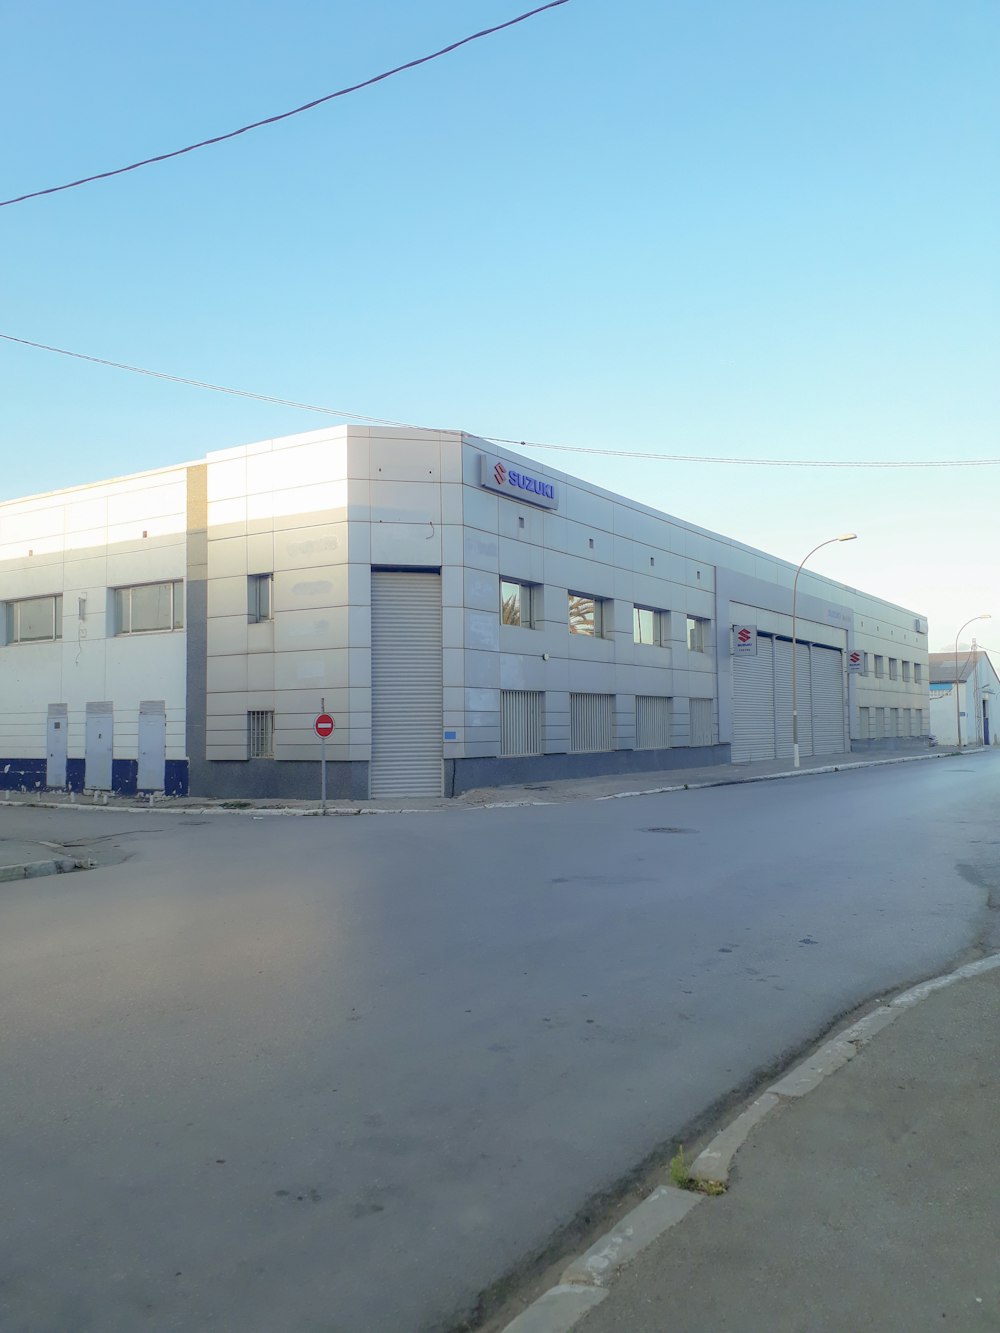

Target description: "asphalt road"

left=2, top=755, right=998, bottom=1332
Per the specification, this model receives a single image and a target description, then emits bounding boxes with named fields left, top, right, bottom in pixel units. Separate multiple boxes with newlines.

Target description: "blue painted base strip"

left=0, top=759, right=188, bottom=796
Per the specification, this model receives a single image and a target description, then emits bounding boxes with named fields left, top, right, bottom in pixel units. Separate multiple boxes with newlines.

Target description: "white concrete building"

left=0, top=427, right=931, bottom=798
left=928, top=649, right=999, bottom=747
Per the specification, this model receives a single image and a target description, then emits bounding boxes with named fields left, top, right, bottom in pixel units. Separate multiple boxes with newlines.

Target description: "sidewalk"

left=508, top=959, right=1000, bottom=1333
left=0, top=745, right=975, bottom=817
left=0, top=836, right=91, bottom=880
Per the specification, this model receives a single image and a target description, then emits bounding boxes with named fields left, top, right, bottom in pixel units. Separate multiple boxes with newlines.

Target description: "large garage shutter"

left=370, top=572, right=443, bottom=797
left=810, top=647, right=846, bottom=755
left=732, top=634, right=775, bottom=762
left=774, top=639, right=813, bottom=759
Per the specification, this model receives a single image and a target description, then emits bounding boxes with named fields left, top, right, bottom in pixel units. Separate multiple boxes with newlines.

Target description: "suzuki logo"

left=494, top=462, right=507, bottom=485
left=738, top=628, right=752, bottom=644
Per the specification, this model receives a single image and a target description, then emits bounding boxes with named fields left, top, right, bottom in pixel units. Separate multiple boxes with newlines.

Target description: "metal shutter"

left=859, top=706, right=870, bottom=740
left=810, top=646, right=846, bottom=755
left=370, top=572, right=443, bottom=797
left=774, top=640, right=813, bottom=758
left=732, top=634, right=775, bottom=762
left=501, top=690, right=542, bottom=756
left=689, top=697, right=714, bottom=748
left=636, top=695, right=671, bottom=750
left=570, top=693, right=613, bottom=752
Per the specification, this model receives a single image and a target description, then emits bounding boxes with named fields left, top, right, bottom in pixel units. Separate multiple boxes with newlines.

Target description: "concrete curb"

left=0, top=748, right=974, bottom=820
left=0, top=856, right=91, bottom=882
left=498, top=947, right=1000, bottom=1333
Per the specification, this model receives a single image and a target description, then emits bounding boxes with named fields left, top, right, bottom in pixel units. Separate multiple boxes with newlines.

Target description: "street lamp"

left=954, top=615, right=991, bottom=747
left=791, top=534, right=857, bottom=769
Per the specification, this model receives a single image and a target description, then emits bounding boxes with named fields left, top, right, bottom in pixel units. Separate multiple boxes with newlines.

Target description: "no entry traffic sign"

left=314, top=713, right=335, bottom=738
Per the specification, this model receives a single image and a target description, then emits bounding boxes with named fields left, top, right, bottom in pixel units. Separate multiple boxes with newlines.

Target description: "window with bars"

left=635, top=696, right=671, bottom=749
left=501, top=690, right=542, bottom=755
left=4, top=594, right=63, bottom=643
left=570, top=693, right=613, bottom=751
left=247, top=710, right=274, bottom=758
left=248, top=573, right=273, bottom=623
left=114, top=581, right=183, bottom=634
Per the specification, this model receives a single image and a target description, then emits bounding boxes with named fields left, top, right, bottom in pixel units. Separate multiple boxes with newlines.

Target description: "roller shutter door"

left=370, top=572, right=443, bottom=797
left=732, top=634, right=775, bottom=762
left=774, top=639, right=813, bottom=759
left=810, top=647, right=846, bottom=755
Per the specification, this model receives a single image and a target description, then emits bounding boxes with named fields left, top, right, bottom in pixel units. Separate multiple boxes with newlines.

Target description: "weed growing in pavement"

left=668, top=1145, right=727, bottom=1196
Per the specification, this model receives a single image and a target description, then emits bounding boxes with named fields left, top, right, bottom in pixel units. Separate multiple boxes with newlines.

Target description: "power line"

left=3, top=328, right=1000, bottom=471
left=0, top=1, right=571, bottom=209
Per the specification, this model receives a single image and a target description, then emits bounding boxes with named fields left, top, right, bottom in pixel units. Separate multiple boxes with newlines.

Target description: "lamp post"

left=791, top=534, right=857, bottom=769
left=954, top=615, right=991, bottom=747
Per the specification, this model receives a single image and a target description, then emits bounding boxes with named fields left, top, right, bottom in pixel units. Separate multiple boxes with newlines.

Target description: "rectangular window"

left=687, top=616, right=708, bottom=653
left=914, top=663, right=923, bottom=684
left=863, top=652, right=870, bottom=675
left=247, top=710, right=274, bottom=758
left=4, top=594, right=62, bottom=643
left=636, top=696, right=671, bottom=749
left=569, top=592, right=603, bottom=637
left=901, top=660, right=911, bottom=682
left=889, top=658, right=898, bottom=681
left=859, top=706, right=871, bottom=739
left=114, top=581, right=183, bottom=635
left=501, top=578, right=534, bottom=628
left=915, top=708, right=924, bottom=735
left=500, top=690, right=542, bottom=755
left=248, top=573, right=273, bottom=623
left=633, top=606, right=668, bottom=646
left=874, top=655, right=885, bottom=678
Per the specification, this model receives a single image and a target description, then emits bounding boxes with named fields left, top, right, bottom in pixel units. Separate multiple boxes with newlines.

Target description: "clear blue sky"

left=2, top=1, right=997, bottom=649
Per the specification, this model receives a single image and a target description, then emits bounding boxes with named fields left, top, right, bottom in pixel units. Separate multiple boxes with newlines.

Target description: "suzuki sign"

left=479, top=454, right=559, bottom=510
left=734, top=625, right=757, bottom=656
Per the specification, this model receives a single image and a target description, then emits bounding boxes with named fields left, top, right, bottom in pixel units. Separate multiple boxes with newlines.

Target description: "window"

left=636, top=696, right=671, bottom=749
left=889, top=658, right=898, bottom=681
left=247, top=710, right=274, bottom=758
left=501, top=690, right=542, bottom=755
left=569, top=592, right=603, bottom=637
left=915, top=708, right=924, bottom=735
left=859, top=706, right=871, bottom=739
left=501, top=578, right=534, bottom=627
left=248, top=573, right=273, bottom=623
left=863, top=652, right=870, bottom=675
left=114, top=581, right=183, bottom=634
left=5, top=594, right=62, bottom=643
left=569, top=693, right=613, bottom=751
left=687, top=616, right=708, bottom=653
left=902, top=660, right=911, bottom=682
left=874, top=655, right=885, bottom=678
left=633, top=606, right=668, bottom=646
left=914, top=663, right=923, bottom=684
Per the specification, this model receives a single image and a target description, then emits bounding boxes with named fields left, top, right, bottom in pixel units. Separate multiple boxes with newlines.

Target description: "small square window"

left=248, top=573, right=273, bottom=623
left=569, top=592, right=603, bottom=637
left=248, top=710, right=274, bottom=758
left=686, top=615, right=708, bottom=653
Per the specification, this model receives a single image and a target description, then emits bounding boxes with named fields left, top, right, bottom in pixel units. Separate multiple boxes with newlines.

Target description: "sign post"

left=314, top=703, right=335, bottom=814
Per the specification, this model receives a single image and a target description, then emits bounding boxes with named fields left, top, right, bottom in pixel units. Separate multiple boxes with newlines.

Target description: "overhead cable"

left=0, top=0, right=571, bottom=208
left=3, top=329, right=999, bottom=470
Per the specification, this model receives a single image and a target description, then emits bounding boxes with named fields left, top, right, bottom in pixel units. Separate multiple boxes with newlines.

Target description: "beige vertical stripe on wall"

left=370, top=572, right=443, bottom=797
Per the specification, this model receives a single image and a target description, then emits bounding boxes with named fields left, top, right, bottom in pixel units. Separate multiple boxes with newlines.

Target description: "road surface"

left=1, top=755, right=997, bottom=1331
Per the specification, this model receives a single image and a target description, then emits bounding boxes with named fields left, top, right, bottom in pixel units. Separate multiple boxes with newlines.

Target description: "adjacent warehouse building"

left=0, top=427, right=931, bottom=798
left=928, top=650, right=999, bottom=747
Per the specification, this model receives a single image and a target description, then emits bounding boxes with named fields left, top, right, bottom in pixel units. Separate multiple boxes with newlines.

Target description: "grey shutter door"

left=46, top=704, right=68, bottom=788
left=732, top=634, right=775, bottom=762
left=85, top=702, right=113, bottom=791
left=138, top=700, right=167, bottom=791
left=774, top=639, right=813, bottom=758
left=810, top=647, right=846, bottom=755
left=689, top=697, right=714, bottom=748
left=370, top=572, right=443, bottom=797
